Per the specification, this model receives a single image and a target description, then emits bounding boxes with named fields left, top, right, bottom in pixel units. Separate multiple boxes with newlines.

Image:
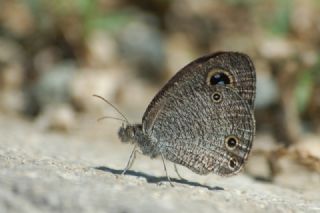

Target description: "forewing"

left=143, top=52, right=256, bottom=133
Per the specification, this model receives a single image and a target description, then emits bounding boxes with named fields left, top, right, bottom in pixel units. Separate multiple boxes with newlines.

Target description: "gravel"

left=0, top=115, right=319, bottom=213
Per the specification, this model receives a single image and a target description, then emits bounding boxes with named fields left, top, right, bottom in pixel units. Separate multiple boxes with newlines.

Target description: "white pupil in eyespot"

left=211, top=72, right=230, bottom=85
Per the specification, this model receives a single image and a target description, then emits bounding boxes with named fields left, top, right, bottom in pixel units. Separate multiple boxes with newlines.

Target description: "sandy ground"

left=0, top=114, right=319, bottom=213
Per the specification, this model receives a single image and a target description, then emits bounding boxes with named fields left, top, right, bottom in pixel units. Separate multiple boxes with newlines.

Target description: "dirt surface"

left=0, top=115, right=319, bottom=213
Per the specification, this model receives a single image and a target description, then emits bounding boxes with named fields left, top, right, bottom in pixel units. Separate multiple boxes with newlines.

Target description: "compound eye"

left=128, top=128, right=135, bottom=138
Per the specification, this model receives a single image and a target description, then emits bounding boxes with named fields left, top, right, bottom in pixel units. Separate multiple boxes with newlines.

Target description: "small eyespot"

left=212, top=92, right=222, bottom=103
left=229, top=158, right=238, bottom=169
left=207, top=70, right=232, bottom=86
left=225, top=136, right=239, bottom=150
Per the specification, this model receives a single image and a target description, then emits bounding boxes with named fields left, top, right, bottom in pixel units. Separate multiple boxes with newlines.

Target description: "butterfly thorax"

left=118, top=124, right=159, bottom=158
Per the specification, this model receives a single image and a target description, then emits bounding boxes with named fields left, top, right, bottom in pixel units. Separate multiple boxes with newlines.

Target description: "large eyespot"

left=229, top=158, right=238, bottom=170
left=225, top=136, right=239, bottom=150
left=207, top=69, right=233, bottom=86
left=211, top=91, right=223, bottom=103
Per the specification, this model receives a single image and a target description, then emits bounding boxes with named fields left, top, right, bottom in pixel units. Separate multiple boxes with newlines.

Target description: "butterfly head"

left=118, top=124, right=142, bottom=144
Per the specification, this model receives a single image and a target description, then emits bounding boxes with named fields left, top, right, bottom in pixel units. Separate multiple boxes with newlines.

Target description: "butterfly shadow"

left=94, top=166, right=224, bottom=191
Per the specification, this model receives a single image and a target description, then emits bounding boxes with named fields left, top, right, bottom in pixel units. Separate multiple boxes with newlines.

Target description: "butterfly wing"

left=143, top=52, right=255, bottom=126
left=142, top=52, right=256, bottom=175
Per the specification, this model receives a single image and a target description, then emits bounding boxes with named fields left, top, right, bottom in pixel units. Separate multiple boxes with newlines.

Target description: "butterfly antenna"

left=93, top=94, right=130, bottom=124
left=97, top=116, right=127, bottom=123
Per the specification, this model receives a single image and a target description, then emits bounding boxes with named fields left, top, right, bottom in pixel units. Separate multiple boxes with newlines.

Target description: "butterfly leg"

left=174, top=164, right=186, bottom=180
left=160, top=153, right=174, bottom=187
left=121, top=145, right=139, bottom=175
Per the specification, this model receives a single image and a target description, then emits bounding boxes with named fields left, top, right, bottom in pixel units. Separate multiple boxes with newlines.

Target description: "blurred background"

left=0, top=0, right=319, bottom=188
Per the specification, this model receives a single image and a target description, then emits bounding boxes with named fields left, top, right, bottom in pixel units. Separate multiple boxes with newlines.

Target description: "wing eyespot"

left=211, top=92, right=223, bottom=103
left=225, top=136, right=239, bottom=150
left=207, top=69, right=234, bottom=86
left=229, top=158, right=238, bottom=170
